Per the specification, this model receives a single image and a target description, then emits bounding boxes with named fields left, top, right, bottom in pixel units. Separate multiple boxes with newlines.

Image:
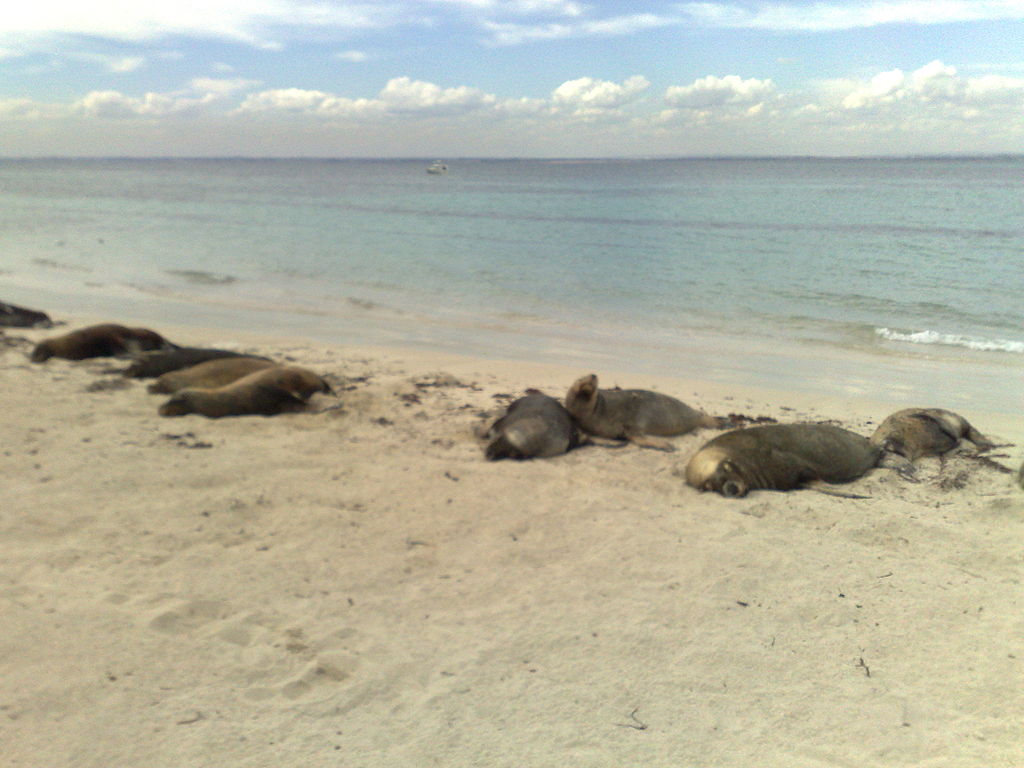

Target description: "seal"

left=123, top=348, right=267, bottom=378
left=484, top=390, right=580, bottom=460
left=31, top=323, right=173, bottom=362
left=0, top=300, right=51, bottom=328
left=565, top=373, right=722, bottom=451
left=148, top=356, right=277, bottom=394
left=869, top=408, right=995, bottom=461
left=685, top=423, right=881, bottom=497
left=158, top=365, right=333, bottom=418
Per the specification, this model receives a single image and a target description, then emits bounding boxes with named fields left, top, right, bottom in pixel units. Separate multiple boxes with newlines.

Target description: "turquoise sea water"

left=2, top=157, right=1022, bottom=412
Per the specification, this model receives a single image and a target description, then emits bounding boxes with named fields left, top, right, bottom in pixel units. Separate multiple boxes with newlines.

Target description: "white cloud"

left=665, top=75, right=775, bottom=108
left=482, top=13, right=678, bottom=45
left=335, top=49, right=369, bottom=62
left=838, top=59, right=1024, bottom=113
left=74, top=90, right=218, bottom=118
left=1, top=1, right=404, bottom=50
left=189, top=77, right=262, bottom=95
left=379, top=76, right=496, bottom=113
left=238, top=77, right=496, bottom=118
left=680, top=0, right=1024, bottom=31
left=426, top=0, right=585, bottom=15
left=551, top=75, right=650, bottom=113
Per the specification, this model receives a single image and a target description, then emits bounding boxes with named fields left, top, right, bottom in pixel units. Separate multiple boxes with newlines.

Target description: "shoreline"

left=4, top=284, right=1023, bottom=430
left=3, top=310, right=1023, bottom=767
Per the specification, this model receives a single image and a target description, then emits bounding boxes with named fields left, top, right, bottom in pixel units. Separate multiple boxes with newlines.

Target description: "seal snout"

left=720, top=479, right=747, bottom=498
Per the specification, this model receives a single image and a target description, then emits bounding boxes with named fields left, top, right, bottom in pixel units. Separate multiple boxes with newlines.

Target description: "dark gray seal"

left=158, top=365, right=332, bottom=418
left=869, top=408, right=995, bottom=461
left=0, top=300, right=51, bottom=328
left=565, top=373, right=722, bottom=451
left=123, top=347, right=266, bottom=378
left=31, top=323, right=174, bottom=362
left=484, top=391, right=580, bottom=460
left=685, top=423, right=881, bottom=497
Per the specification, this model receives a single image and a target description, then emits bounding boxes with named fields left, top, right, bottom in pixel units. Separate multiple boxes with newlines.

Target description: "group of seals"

left=485, top=373, right=724, bottom=461
left=31, top=323, right=173, bottom=362
left=159, top=365, right=333, bottom=418
left=485, top=373, right=1005, bottom=499
left=28, top=320, right=333, bottom=419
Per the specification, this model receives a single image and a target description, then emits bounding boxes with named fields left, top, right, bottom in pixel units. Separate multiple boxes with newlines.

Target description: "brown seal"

left=158, top=365, right=332, bottom=418
left=685, top=423, right=881, bottom=497
left=869, top=408, right=995, bottom=461
left=124, top=347, right=268, bottom=378
left=148, top=356, right=277, bottom=394
left=31, top=323, right=172, bottom=362
left=484, top=390, right=580, bottom=460
left=565, top=373, right=722, bottom=451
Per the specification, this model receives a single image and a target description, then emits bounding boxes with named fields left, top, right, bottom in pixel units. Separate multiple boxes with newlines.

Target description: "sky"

left=2, top=0, right=1024, bottom=157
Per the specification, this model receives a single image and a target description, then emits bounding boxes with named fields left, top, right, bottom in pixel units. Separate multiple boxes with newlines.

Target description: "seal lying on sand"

left=0, top=300, right=51, bottom=328
left=869, top=408, right=995, bottom=461
left=148, top=356, right=277, bottom=394
left=123, top=347, right=267, bottom=378
left=685, top=423, right=881, bottom=497
left=31, top=323, right=173, bottom=362
left=565, top=373, right=722, bottom=451
left=159, top=365, right=332, bottom=418
left=485, top=391, right=580, bottom=460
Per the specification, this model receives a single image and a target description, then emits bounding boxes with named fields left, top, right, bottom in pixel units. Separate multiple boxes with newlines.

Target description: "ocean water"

left=2, top=157, right=1022, bottom=412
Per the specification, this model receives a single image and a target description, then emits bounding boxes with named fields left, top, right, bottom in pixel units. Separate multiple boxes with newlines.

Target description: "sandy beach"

left=2, top=316, right=1022, bottom=768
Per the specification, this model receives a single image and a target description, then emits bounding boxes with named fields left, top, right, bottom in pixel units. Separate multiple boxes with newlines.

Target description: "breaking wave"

left=875, top=327, right=1024, bottom=354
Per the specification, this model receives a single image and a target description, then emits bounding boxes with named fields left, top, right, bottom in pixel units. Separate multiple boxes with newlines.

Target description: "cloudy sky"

left=3, top=0, right=1024, bottom=156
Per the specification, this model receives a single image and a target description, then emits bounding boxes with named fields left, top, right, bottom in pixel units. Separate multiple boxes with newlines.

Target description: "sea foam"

left=876, top=327, right=1024, bottom=354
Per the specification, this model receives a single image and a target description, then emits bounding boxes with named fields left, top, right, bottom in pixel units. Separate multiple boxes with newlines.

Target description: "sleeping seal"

left=0, top=300, right=51, bottom=328
left=484, top=391, right=580, bottom=460
left=565, top=373, right=722, bottom=451
left=31, top=323, right=173, bottom=362
left=148, top=356, right=277, bottom=394
left=124, top=347, right=267, bottom=378
left=685, top=423, right=881, bottom=497
left=869, top=408, right=995, bottom=461
left=158, top=365, right=333, bottom=418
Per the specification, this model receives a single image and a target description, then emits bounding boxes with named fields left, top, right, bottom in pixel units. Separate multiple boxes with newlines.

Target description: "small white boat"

left=426, top=161, right=448, bottom=174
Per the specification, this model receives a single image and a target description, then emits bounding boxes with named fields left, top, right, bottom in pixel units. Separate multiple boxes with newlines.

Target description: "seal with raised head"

left=148, top=356, right=277, bottom=394
left=484, top=390, right=580, bottom=460
left=685, top=423, right=881, bottom=497
left=124, top=347, right=267, bottom=378
left=31, top=323, right=173, bottom=362
left=869, top=408, right=995, bottom=461
left=158, top=365, right=332, bottom=418
left=565, top=373, right=722, bottom=451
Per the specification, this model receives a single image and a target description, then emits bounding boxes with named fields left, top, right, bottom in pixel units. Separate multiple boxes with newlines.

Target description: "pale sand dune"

left=2, top=321, right=1022, bottom=768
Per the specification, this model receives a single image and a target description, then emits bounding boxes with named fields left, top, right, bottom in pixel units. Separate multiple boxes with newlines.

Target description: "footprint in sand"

left=148, top=599, right=231, bottom=633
